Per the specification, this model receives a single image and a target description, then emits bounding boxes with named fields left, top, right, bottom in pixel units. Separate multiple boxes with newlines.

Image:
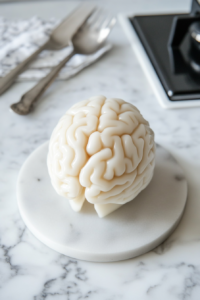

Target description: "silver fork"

left=0, top=4, right=95, bottom=95
left=11, top=12, right=116, bottom=115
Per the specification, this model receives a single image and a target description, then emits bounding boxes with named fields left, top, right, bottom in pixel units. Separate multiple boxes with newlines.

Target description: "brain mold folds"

left=47, top=96, right=156, bottom=217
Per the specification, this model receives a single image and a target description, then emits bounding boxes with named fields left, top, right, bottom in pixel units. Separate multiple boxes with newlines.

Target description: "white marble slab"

left=17, top=142, right=187, bottom=262
left=1, top=0, right=200, bottom=299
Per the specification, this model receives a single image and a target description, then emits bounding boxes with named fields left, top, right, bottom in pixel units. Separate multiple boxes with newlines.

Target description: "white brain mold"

left=47, top=96, right=156, bottom=218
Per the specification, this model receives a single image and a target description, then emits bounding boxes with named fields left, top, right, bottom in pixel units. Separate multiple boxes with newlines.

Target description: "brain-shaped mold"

left=47, top=96, right=156, bottom=217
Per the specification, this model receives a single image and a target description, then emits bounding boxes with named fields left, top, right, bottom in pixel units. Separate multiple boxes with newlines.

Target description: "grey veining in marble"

left=0, top=0, right=200, bottom=299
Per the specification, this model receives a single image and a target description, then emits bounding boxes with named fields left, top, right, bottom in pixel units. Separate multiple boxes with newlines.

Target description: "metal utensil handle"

left=0, top=41, right=49, bottom=95
left=0, top=4, right=95, bottom=96
left=10, top=50, right=75, bottom=115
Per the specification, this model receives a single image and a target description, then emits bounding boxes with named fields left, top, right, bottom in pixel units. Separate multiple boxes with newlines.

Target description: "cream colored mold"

left=47, top=96, right=156, bottom=217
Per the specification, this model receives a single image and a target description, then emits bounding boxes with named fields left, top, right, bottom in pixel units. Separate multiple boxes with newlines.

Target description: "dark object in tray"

left=129, top=0, right=200, bottom=101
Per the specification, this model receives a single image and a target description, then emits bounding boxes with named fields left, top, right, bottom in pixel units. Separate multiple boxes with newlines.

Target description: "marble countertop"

left=1, top=0, right=200, bottom=299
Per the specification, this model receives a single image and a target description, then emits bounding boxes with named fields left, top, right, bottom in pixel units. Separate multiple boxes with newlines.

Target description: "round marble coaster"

left=17, top=142, right=187, bottom=262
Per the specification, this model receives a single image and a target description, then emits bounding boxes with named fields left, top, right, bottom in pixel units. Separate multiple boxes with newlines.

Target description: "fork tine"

left=97, top=17, right=116, bottom=43
left=86, top=8, right=102, bottom=26
left=90, top=11, right=112, bottom=30
left=106, top=17, right=116, bottom=29
left=96, top=15, right=116, bottom=32
left=100, top=17, right=110, bottom=30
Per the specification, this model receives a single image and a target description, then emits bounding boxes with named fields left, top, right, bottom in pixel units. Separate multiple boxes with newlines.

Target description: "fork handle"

left=10, top=50, right=75, bottom=115
left=0, top=41, right=49, bottom=96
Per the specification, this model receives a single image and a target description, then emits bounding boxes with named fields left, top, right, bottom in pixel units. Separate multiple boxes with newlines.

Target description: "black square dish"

left=130, top=14, right=200, bottom=101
